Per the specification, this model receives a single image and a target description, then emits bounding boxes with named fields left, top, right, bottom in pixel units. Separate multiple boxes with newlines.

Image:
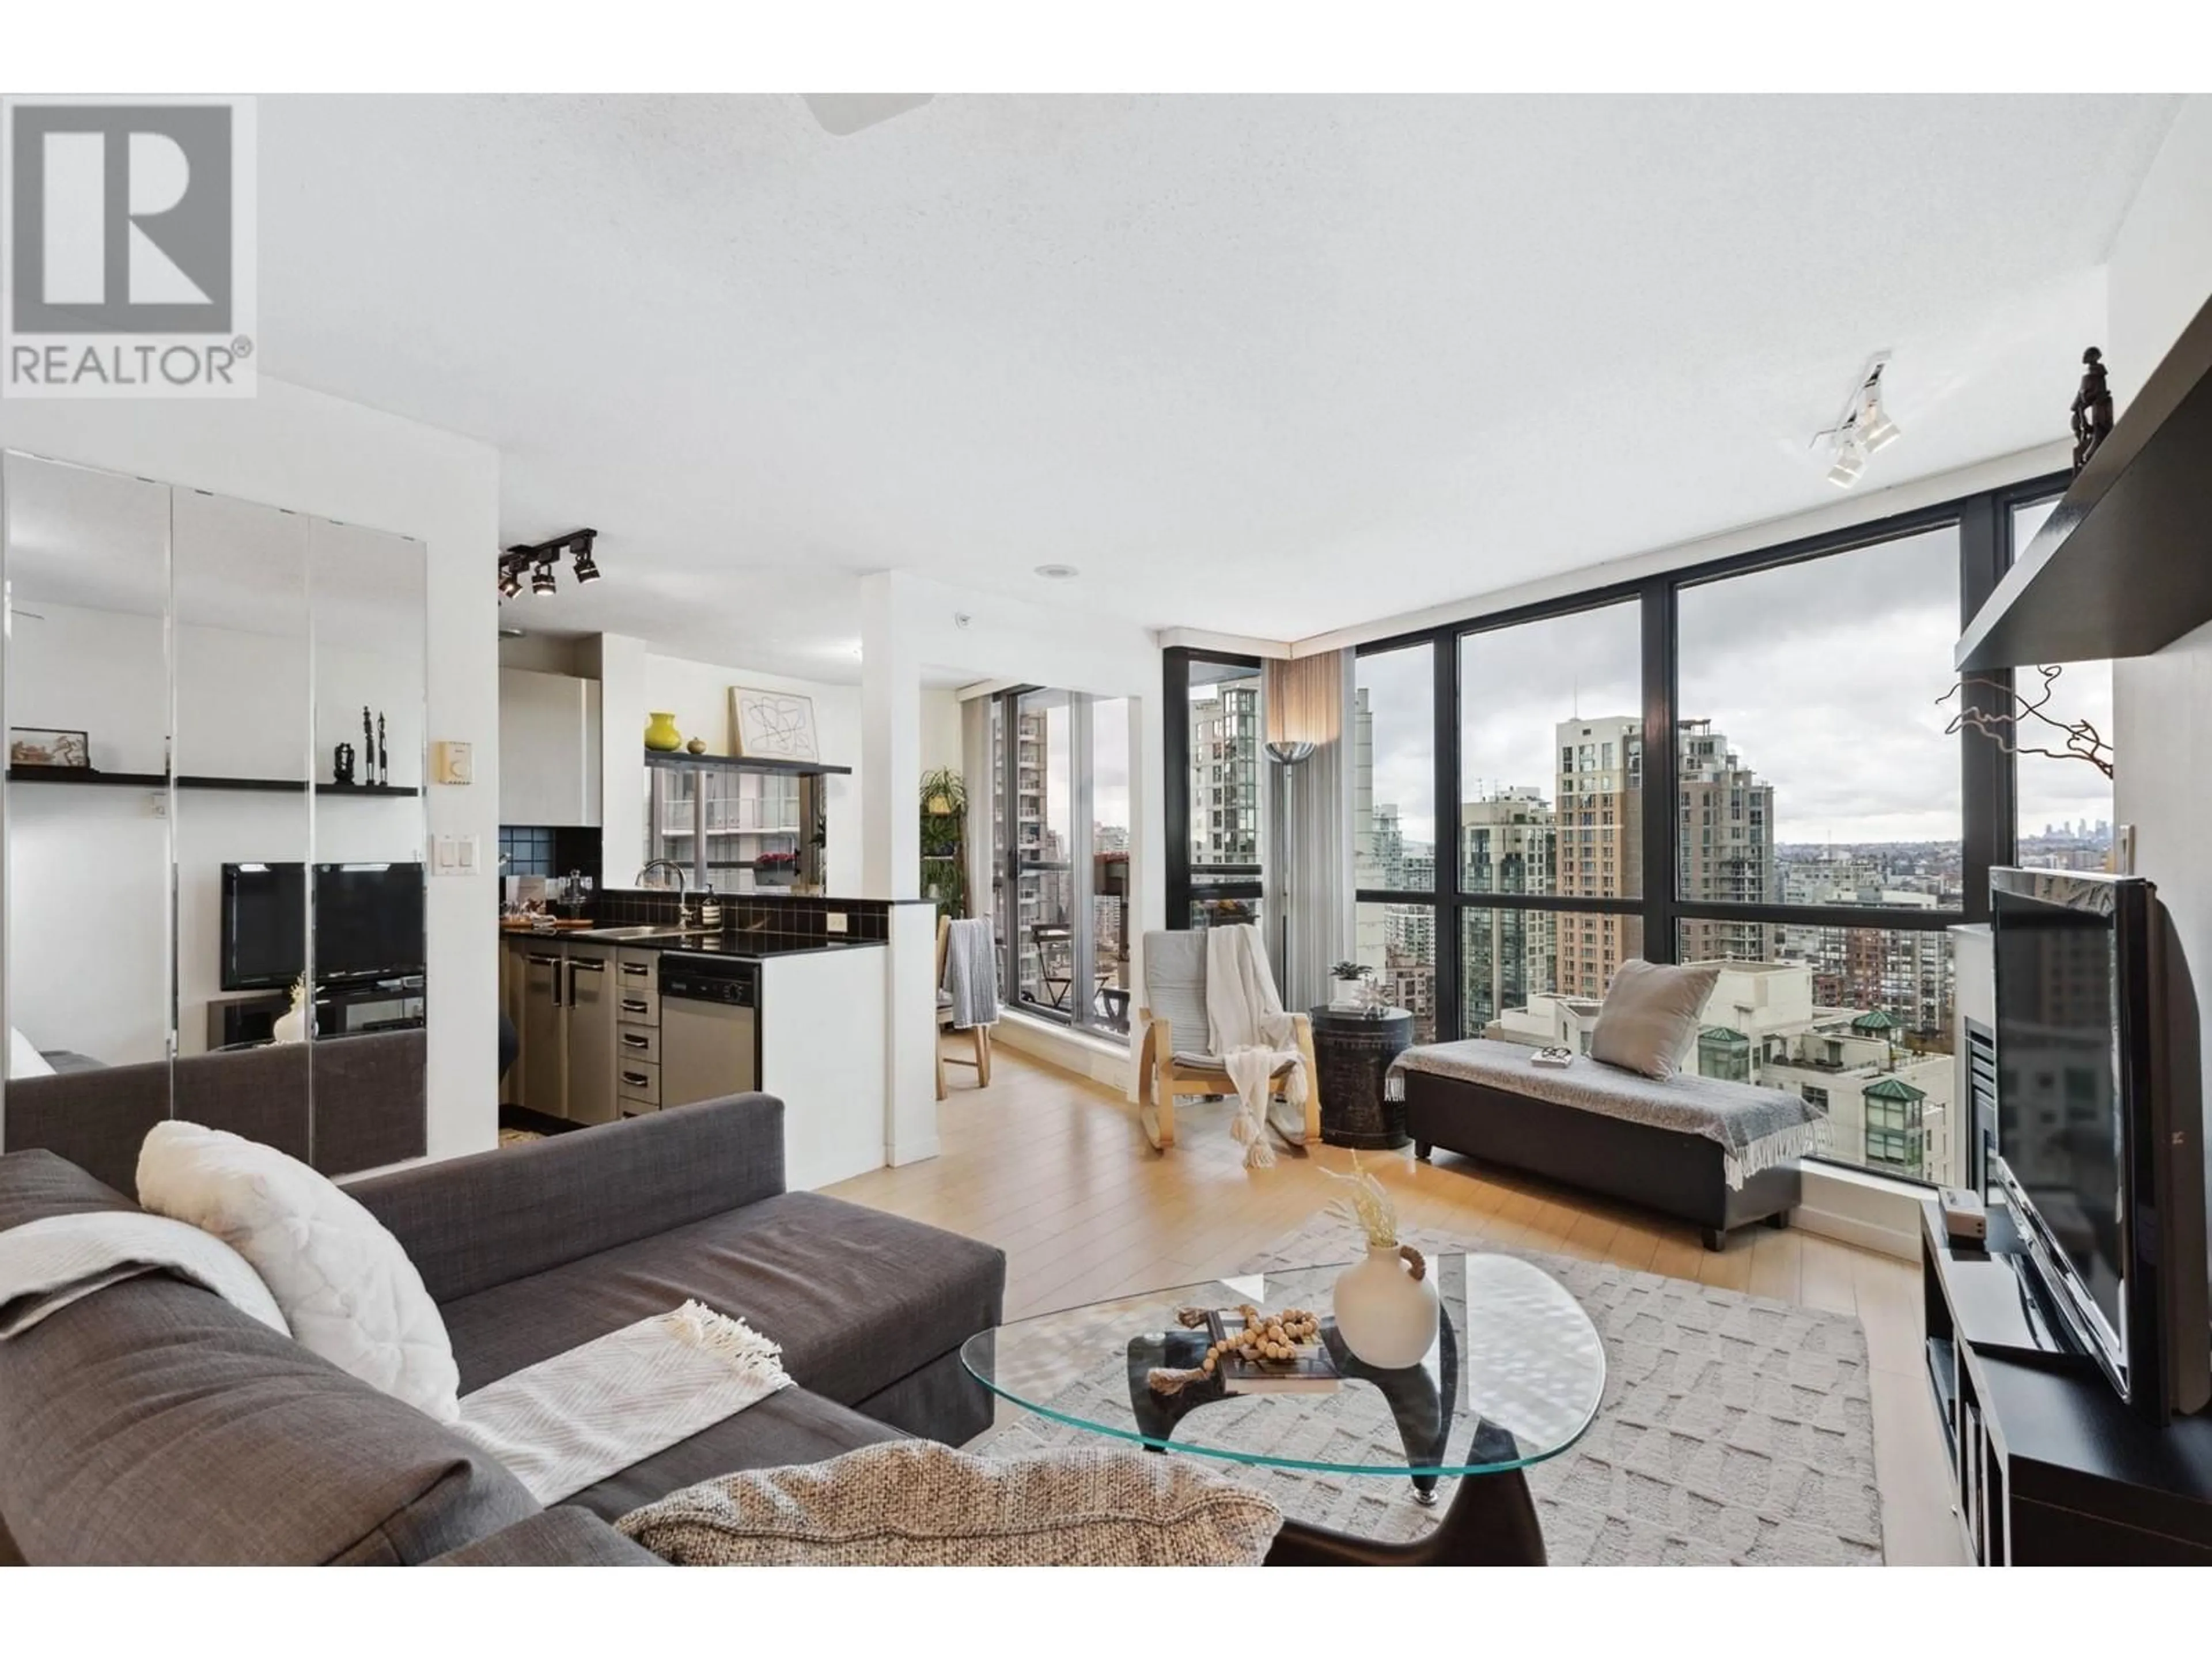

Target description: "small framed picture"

left=729, top=687, right=820, bottom=763
left=9, top=728, right=91, bottom=769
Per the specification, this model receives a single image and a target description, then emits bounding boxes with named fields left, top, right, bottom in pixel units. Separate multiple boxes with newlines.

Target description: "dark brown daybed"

left=1393, top=1039, right=1822, bottom=1251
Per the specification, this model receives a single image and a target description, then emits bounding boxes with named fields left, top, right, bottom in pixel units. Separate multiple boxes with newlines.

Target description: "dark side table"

left=1309, top=1005, right=1414, bottom=1149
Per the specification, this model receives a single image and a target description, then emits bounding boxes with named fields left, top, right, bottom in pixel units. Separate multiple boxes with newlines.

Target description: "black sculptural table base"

left=1123, top=1317, right=1546, bottom=1566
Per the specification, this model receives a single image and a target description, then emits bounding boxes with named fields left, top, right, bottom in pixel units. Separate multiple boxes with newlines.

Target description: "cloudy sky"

left=1358, top=519, right=2113, bottom=849
left=1037, top=692, right=1131, bottom=837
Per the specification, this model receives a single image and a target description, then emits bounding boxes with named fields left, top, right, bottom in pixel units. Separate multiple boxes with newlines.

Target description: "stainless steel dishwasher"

left=658, top=954, right=759, bottom=1107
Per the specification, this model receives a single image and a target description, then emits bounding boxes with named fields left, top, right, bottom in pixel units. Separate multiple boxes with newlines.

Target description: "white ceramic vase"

left=272, top=1003, right=306, bottom=1045
left=1332, top=1243, right=1440, bottom=1369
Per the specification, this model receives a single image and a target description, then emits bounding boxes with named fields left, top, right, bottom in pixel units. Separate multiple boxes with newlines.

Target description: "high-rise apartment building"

left=1189, top=682, right=1260, bottom=866
left=1676, top=718, right=1777, bottom=965
left=1552, top=716, right=1643, bottom=998
left=1460, top=787, right=1558, bottom=1032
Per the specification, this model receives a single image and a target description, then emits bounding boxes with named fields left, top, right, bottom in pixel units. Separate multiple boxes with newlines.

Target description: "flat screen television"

left=1991, top=867, right=2209, bottom=1421
left=220, top=862, right=426, bottom=992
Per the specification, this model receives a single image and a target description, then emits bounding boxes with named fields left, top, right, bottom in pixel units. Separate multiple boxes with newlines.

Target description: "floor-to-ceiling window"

left=2004, top=495, right=2116, bottom=873
left=1168, top=653, right=1265, bottom=934
left=1169, top=471, right=2069, bottom=1187
left=986, top=685, right=1130, bottom=1037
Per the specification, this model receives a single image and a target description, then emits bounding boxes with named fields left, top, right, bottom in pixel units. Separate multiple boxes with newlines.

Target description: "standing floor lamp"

left=1265, top=739, right=1316, bottom=1000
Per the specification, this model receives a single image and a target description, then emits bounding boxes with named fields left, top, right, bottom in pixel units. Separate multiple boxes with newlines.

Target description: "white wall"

left=637, top=656, right=862, bottom=893
left=1, top=376, right=501, bottom=1162
left=2108, top=98, right=2212, bottom=1156
left=921, top=685, right=963, bottom=781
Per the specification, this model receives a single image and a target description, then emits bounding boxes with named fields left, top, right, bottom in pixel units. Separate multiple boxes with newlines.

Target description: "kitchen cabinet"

left=498, top=668, right=602, bottom=827
left=519, top=945, right=567, bottom=1117
left=564, top=942, right=616, bottom=1124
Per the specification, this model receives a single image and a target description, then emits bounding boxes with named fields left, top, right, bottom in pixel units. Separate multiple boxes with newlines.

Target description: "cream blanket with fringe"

left=458, top=1301, right=791, bottom=1503
left=1389, top=1038, right=1825, bottom=1189
left=1205, top=925, right=1308, bottom=1169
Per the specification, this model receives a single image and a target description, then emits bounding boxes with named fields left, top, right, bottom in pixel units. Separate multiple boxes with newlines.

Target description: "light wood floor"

left=825, top=1041, right=1967, bottom=1565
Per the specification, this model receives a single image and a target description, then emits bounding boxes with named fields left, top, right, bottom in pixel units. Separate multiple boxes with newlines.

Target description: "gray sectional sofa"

left=0, top=1093, right=1005, bottom=1565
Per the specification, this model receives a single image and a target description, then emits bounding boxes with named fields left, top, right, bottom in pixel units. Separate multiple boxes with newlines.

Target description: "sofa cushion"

left=565, top=1385, right=906, bottom=1521
left=0, top=1148, right=139, bottom=1230
left=138, top=1119, right=461, bottom=1423
left=616, top=1441, right=1283, bottom=1567
left=0, top=1270, right=537, bottom=1564
left=438, top=1190, right=1005, bottom=1410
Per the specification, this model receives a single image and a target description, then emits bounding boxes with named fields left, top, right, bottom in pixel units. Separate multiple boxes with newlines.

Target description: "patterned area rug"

left=980, top=1215, right=1883, bottom=1566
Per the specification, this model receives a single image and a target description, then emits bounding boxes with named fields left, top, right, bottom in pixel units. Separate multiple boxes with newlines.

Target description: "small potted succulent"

left=1328, top=960, right=1371, bottom=1012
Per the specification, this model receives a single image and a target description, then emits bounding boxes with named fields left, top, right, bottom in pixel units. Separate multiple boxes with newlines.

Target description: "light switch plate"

left=433, top=740, right=474, bottom=785
left=433, top=833, right=481, bottom=876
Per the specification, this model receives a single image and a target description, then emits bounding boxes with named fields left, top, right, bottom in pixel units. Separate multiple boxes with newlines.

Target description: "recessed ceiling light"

left=1034, top=563, right=1080, bottom=580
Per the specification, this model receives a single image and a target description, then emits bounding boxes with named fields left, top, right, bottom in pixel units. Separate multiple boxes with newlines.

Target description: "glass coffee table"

left=961, top=1252, right=1605, bottom=1565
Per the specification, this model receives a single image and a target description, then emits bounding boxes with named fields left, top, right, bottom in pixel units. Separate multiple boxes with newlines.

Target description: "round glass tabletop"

left=961, top=1253, right=1605, bottom=1480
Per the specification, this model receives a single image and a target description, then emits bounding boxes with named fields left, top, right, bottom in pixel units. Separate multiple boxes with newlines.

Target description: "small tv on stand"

left=1991, top=867, right=2210, bottom=1423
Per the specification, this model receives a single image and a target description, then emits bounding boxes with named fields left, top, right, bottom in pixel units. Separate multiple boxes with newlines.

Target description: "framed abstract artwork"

left=729, top=687, right=820, bottom=763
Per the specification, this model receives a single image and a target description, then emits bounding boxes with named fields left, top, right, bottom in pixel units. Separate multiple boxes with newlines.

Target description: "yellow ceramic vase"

left=644, top=711, right=684, bottom=752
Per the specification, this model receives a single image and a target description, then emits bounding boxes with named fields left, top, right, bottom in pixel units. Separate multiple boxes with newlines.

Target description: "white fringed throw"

left=458, top=1301, right=792, bottom=1503
left=1205, top=926, right=1308, bottom=1169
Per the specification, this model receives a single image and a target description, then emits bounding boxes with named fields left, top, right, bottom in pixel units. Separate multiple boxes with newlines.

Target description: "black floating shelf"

left=7, top=767, right=419, bottom=798
left=643, top=748, right=852, bottom=777
left=1958, top=290, right=2212, bottom=672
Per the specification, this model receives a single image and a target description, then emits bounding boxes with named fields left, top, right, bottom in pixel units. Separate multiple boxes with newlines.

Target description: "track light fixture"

left=495, top=528, right=603, bottom=599
left=1813, top=353, right=1899, bottom=489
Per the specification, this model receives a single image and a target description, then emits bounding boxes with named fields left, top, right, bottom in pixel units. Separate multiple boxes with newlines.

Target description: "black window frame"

left=1165, top=469, right=2069, bottom=1181
left=1163, top=647, right=1266, bottom=930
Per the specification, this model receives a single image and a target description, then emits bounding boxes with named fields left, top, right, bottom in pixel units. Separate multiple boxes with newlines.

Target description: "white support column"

left=593, top=631, right=647, bottom=881
left=861, top=572, right=936, bottom=1165
left=861, top=572, right=921, bottom=900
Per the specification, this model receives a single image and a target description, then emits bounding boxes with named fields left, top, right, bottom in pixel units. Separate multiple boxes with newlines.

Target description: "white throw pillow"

left=9, top=1027, right=54, bottom=1080
left=136, top=1120, right=460, bottom=1423
left=1589, top=959, right=1721, bottom=1080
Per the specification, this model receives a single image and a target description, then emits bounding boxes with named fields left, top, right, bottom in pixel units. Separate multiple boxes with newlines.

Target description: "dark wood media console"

left=1921, top=1198, right=2212, bottom=1563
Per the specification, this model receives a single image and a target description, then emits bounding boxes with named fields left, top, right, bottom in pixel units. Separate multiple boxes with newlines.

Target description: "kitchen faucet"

left=637, top=859, right=696, bottom=929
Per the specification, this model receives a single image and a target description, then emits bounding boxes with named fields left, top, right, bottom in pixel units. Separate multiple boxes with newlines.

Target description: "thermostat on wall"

left=433, top=740, right=473, bottom=785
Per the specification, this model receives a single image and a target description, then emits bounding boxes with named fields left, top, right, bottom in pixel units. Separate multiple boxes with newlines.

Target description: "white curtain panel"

left=1262, top=652, right=1356, bottom=1012
left=960, top=695, right=995, bottom=932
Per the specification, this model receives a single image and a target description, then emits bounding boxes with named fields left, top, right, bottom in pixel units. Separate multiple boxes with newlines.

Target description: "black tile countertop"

left=499, top=926, right=887, bottom=961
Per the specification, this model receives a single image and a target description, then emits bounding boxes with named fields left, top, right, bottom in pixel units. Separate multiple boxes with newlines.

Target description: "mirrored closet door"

left=1, top=450, right=429, bottom=1188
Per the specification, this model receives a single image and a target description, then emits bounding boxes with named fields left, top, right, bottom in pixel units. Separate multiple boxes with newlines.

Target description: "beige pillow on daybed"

left=616, top=1440, right=1282, bottom=1566
left=1589, top=959, right=1719, bottom=1080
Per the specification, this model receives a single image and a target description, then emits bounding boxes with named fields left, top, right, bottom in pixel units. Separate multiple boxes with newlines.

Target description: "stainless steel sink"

left=574, top=924, right=705, bottom=941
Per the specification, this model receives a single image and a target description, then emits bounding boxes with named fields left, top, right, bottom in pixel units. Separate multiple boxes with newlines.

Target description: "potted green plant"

left=919, top=767, right=968, bottom=919
left=1329, top=960, right=1370, bottom=1011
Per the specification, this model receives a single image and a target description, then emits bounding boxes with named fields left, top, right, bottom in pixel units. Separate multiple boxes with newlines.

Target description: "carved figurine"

left=2071, top=347, right=2113, bottom=473
left=332, top=741, right=355, bottom=787
left=376, top=712, right=388, bottom=786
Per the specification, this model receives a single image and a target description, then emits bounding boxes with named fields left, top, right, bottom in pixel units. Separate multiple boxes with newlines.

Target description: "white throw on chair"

left=937, top=915, right=998, bottom=1101
left=1136, top=926, right=1317, bottom=1165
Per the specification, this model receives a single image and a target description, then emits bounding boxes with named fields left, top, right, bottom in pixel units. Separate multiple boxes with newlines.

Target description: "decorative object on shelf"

left=644, top=712, right=684, bottom=752
left=376, top=711, right=388, bottom=787
left=685, top=736, right=709, bottom=755
left=730, top=686, right=820, bottom=762
left=1145, top=1304, right=1332, bottom=1397
left=361, top=705, right=374, bottom=775
left=755, top=850, right=799, bottom=889
left=7, top=728, right=90, bottom=768
left=2072, top=346, right=2114, bottom=474
left=272, top=978, right=308, bottom=1045
left=497, top=528, right=600, bottom=600
left=919, top=766, right=968, bottom=919
left=332, top=741, right=356, bottom=787
left=1323, top=1154, right=1438, bottom=1368
left=1327, top=960, right=1369, bottom=1011
left=1936, top=662, right=2113, bottom=779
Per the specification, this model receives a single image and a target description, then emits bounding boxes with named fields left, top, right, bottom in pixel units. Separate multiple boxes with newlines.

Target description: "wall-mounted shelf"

left=1957, top=290, right=2212, bottom=672
left=6, top=766, right=420, bottom=798
left=643, top=749, right=851, bottom=778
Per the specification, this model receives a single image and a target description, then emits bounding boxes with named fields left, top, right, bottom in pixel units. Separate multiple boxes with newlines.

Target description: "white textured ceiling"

left=257, top=94, right=2181, bottom=681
